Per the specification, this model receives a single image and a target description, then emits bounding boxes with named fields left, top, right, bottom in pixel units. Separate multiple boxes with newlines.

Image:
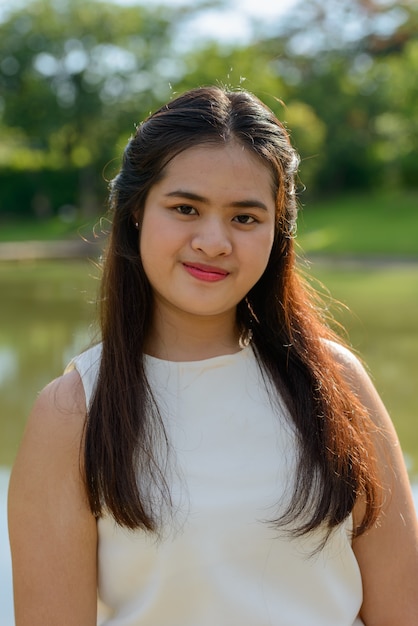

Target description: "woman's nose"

left=191, top=218, right=232, bottom=257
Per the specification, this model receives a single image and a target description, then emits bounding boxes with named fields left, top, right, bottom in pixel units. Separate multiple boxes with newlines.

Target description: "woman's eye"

left=175, top=205, right=197, bottom=216
left=233, top=214, right=256, bottom=224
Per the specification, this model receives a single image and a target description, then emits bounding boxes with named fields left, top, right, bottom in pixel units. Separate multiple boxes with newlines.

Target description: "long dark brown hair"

left=85, top=86, right=380, bottom=537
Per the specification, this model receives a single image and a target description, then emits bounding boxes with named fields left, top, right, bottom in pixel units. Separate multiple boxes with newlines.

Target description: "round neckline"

left=144, top=344, right=252, bottom=366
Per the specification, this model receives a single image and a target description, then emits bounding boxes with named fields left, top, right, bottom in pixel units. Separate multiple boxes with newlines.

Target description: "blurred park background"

left=1, top=0, right=418, bottom=621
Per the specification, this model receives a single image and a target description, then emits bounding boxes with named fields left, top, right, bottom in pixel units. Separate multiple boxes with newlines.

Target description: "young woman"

left=8, top=86, right=418, bottom=625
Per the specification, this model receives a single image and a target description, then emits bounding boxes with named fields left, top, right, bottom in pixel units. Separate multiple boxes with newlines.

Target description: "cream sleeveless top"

left=68, top=343, right=365, bottom=626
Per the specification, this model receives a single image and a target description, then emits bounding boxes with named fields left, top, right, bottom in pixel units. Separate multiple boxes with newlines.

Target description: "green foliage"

left=257, top=0, right=418, bottom=192
left=0, top=168, right=89, bottom=217
left=1, top=0, right=173, bottom=159
left=370, top=40, right=418, bottom=187
left=0, top=0, right=198, bottom=215
left=281, top=101, right=327, bottom=190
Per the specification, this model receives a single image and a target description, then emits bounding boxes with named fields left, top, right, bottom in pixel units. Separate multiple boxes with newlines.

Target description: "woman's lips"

left=182, top=262, right=229, bottom=282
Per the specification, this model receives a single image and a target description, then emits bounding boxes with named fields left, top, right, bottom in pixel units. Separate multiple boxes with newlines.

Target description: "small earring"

left=135, top=222, right=139, bottom=229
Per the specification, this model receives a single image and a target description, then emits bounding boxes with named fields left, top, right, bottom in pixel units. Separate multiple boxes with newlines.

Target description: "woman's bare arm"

left=332, top=344, right=418, bottom=626
left=8, top=370, right=98, bottom=626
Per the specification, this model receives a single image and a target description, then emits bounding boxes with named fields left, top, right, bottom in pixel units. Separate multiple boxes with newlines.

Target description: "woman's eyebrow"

left=165, top=190, right=268, bottom=211
left=165, top=190, right=208, bottom=203
left=229, top=199, right=269, bottom=211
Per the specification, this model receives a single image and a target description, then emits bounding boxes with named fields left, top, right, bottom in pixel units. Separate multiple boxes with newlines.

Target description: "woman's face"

left=138, top=142, right=276, bottom=326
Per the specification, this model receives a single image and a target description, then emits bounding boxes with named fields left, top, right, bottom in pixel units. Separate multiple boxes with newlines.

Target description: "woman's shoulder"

left=322, top=338, right=362, bottom=366
left=322, top=339, right=391, bottom=427
left=322, top=339, right=371, bottom=391
left=25, top=368, right=88, bottom=447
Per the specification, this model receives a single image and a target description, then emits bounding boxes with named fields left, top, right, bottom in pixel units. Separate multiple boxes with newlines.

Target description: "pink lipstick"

left=183, top=262, right=229, bottom=282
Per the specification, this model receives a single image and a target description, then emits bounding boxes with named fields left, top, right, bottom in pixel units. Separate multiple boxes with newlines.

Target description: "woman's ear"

left=132, top=214, right=140, bottom=229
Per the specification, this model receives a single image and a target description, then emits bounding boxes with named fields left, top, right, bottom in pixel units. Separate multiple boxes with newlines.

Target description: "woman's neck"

left=144, top=307, right=242, bottom=362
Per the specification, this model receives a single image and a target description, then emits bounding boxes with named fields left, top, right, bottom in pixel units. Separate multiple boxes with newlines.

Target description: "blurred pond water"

left=0, top=260, right=98, bottom=466
left=0, top=259, right=417, bottom=626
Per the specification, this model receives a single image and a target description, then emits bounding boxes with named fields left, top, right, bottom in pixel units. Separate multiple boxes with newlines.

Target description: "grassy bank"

left=0, top=215, right=97, bottom=243
left=297, top=189, right=418, bottom=257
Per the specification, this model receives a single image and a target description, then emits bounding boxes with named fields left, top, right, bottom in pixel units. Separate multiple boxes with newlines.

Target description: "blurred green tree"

left=370, top=39, right=418, bottom=187
left=0, top=0, right=209, bottom=216
left=257, top=0, right=418, bottom=192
